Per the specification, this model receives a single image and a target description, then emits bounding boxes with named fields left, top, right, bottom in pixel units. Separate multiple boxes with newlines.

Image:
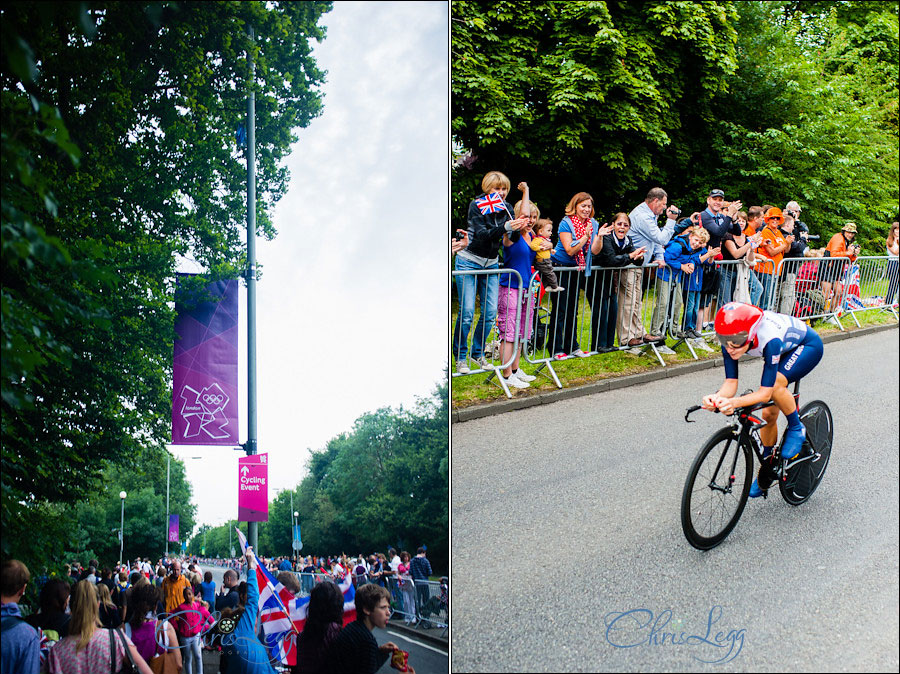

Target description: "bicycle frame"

left=685, top=381, right=819, bottom=489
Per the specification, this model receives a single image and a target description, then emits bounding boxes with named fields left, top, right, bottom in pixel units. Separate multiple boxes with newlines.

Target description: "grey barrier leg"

left=533, top=359, right=562, bottom=389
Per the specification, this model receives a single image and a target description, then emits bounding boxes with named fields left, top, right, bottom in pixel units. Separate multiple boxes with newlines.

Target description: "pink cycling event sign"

left=238, top=454, right=269, bottom=522
left=171, top=275, right=239, bottom=445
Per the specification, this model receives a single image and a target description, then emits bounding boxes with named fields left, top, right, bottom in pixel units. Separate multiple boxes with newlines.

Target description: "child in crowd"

left=664, top=226, right=720, bottom=346
left=453, top=170, right=529, bottom=374
left=528, top=218, right=564, bottom=292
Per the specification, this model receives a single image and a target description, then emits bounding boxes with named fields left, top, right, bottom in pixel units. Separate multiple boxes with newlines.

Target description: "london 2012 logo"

left=178, top=382, right=231, bottom=439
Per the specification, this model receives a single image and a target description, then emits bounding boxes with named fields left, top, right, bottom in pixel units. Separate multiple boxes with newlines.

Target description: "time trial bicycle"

left=680, top=381, right=833, bottom=550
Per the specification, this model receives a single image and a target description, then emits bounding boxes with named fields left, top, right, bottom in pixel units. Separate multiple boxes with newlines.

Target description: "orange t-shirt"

left=757, top=225, right=787, bottom=275
left=825, top=232, right=858, bottom=260
left=743, top=222, right=762, bottom=238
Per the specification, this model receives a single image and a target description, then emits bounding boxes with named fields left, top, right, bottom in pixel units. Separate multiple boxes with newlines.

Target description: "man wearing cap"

left=699, top=189, right=744, bottom=328
left=757, top=207, right=793, bottom=310
left=821, top=222, right=860, bottom=306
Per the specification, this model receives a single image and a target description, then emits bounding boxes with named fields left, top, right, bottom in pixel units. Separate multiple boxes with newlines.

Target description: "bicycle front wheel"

left=779, top=400, right=833, bottom=505
left=681, top=427, right=753, bottom=550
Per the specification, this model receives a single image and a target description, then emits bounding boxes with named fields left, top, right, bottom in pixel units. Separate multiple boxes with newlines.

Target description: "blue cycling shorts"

left=778, top=330, right=824, bottom=383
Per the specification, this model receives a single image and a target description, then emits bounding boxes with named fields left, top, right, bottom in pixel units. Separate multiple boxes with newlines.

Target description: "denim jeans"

left=718, top=265, right=735, bottom=306
left=178, top=634, right=202, bottom=674
left=748, top=268, right=763, bottom=306
left=683, top=291, right=701, bottom=332
left=453, top=256, right=499, bottom=362
left=757, top=272, right=777, bottom=311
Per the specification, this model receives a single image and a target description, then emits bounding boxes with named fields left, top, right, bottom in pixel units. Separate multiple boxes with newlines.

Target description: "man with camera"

left=783, top=200, right=810, bottom=241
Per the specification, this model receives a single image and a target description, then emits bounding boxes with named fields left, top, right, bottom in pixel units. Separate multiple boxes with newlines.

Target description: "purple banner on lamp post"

left=168, top=515, right=179, bottom=543
left=238, top=453, right=269, bottom=522
left=172, top=275, right=239, bottom=445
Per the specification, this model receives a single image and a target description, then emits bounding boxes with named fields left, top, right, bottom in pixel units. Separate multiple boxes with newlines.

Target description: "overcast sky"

left=171, top=1, right=448, bottom=544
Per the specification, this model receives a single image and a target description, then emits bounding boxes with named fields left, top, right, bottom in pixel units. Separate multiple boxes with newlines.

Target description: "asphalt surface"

left=451, top=328, right=899, bottom=672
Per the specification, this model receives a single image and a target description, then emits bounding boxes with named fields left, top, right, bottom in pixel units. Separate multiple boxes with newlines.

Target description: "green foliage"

left=2, top=1, right=329, bottom=570
left=452, top=0, right=740, bottom=224
left=451, top=1, right=898, bottom=251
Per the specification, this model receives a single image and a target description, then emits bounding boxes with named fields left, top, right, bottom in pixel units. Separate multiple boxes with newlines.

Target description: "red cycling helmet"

left=714, top=302, right=764, bottom=347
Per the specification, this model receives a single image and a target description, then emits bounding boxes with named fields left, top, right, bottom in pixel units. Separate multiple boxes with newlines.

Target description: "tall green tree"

left=451, top=1, right=898, bottom=249
left=2, top=1, right=331, bottom=567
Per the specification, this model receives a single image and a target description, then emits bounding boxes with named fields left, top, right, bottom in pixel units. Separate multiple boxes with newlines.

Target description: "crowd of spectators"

left=3, top=549, right=437, bottom=674
left=452, top=171, right=898, bottom=386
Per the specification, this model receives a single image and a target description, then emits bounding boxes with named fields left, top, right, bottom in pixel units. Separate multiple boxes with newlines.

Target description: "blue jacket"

left=1, top=603, right=40, bottom=674
left=663, top=235, right=706, bottom=291
left=221, top=566, right=276, bottom=674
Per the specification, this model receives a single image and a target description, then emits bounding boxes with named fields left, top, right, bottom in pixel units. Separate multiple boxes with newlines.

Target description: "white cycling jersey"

left=723, top=311, right=816, bottom=387
left=744, top=311, right=808, bottom=359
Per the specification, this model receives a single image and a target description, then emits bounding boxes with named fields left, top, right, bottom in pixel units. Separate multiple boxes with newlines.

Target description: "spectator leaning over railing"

left=756, top=207, right=791, bottom=310
left=548, top=191, right=613, bottom=359
left=591, top=212, right=646, bottom=353
left=664, top=226, right=719, bottom=351
left=821, top=222, right=860, bottom=309
left=886, top=221, right=899, bottom=307
left=625, top=187, right=679, bottom=346
left=453, top=170, right=528, bottom=374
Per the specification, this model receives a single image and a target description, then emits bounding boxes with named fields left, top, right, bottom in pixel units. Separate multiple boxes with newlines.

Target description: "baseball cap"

left=709, top=189, right=725, bottom=198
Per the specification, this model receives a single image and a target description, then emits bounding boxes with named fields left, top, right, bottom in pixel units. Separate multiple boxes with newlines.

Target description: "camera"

left=669, top=206, right=681, bottom=217
left=453, top=230, right=465, bottom=241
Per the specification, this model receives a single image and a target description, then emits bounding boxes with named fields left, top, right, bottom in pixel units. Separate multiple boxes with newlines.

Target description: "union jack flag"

left=843, top=263, right=865, bottom=311
left=475, top=192, right=506, bottom=215
left=235, top=528, right=356, bottom=666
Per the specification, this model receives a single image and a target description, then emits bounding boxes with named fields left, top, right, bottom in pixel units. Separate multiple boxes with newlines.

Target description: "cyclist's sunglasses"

left=717, top=332, right=749, bottom=349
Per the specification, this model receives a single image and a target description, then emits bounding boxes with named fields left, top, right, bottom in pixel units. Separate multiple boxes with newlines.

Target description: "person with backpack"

left=1, top=559, right=40, bottom=674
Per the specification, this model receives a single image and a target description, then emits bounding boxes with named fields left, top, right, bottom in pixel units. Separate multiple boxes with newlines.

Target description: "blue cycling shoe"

left=781, top=425, right=807, bottom=460
left=749, top=478, right=765, bottom=498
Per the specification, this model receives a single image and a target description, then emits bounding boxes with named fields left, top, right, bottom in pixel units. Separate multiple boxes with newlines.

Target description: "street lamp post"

left=119, top=491, right=127, bottom=566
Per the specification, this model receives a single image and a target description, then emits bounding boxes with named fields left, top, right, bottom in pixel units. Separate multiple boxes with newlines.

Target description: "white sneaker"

left=692, top=338, right=714, bottom=352
left=474, top=356, right=492, bottom=370
left=571, top=349, right=589, bottom=358
left=656, top=345, right=676, bottom=355
left=456, top=360, right=470, bottom=374
left=501, top=374, right=529, bottom=389
left=512, top=370, right=536, bottom=382
left=628, top=347, right=644, bottom=355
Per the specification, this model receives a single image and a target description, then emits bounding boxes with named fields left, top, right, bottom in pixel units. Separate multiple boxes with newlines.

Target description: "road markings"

left=385, top=631, right=447, bottom=655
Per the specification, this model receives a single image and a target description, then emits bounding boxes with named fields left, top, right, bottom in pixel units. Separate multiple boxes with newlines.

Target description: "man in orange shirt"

left=757, top=207, right=794, bottom=310
left=161, top=559, right=192, bottom=614
left=821, top=222, right=861, bottom=306
left=743, top=206, right=765, bottom=238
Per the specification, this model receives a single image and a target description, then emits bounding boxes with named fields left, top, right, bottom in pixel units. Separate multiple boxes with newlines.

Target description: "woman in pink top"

left=397, top=551, right=416, bottom=625
left=173, top=587, right=214, bottom=674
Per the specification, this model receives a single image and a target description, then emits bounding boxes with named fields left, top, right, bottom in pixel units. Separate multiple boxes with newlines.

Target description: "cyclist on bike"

left=701, top=302, right=824, bottom=497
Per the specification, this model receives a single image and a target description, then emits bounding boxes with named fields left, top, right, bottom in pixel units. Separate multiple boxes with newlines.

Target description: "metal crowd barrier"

left=451, top=255, right=898, bottom=394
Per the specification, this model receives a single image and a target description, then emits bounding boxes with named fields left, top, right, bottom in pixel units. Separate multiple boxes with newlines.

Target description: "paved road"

left=202, top=567, right=448, bottom=673
left=451, top=329, right=899, bottom=672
